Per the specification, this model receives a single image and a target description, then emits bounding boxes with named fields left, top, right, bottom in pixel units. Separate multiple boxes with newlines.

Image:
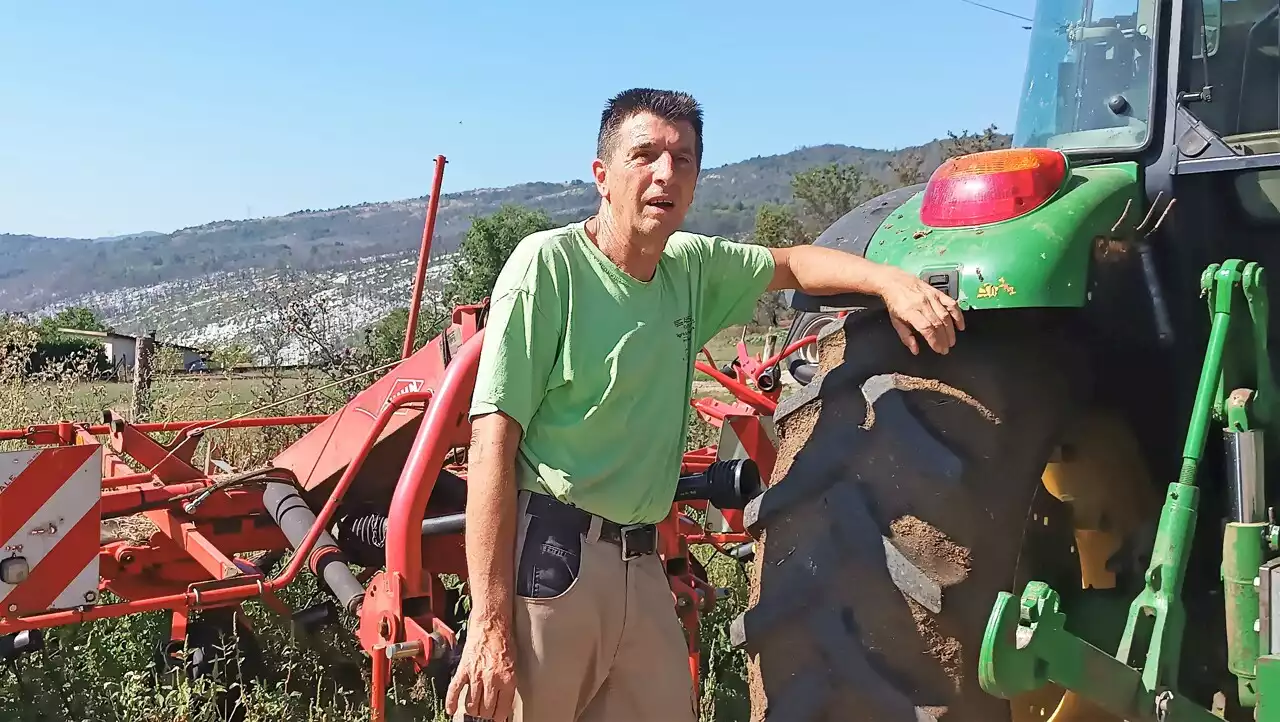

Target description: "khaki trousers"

left=504, top=490, right=697, bottom=722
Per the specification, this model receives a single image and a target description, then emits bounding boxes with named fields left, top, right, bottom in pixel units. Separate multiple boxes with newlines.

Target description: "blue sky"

left=0, top=1, right=1034, bottom=239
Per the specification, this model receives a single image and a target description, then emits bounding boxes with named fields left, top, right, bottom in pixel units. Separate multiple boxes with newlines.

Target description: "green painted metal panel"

left=1225, top=522, right=1269, bottom=707
left=862, top=161, right=1142, bottom=310
left=1258, top=657, right=1280, bottom=720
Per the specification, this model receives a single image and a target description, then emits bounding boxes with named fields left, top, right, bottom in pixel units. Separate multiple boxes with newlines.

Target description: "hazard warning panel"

left=0, top=444, right=103, bottom=618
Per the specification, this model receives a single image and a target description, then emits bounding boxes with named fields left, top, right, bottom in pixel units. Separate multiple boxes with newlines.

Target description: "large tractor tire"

left=736, top=308, right=1114, bottom=722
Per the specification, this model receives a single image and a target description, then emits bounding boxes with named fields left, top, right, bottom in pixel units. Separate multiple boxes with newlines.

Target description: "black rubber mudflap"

left=736, top=309, right=1088, bottom=722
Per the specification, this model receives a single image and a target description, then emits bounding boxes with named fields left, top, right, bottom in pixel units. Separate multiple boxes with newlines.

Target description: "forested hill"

left=0, top=130, right=1008, bottom=312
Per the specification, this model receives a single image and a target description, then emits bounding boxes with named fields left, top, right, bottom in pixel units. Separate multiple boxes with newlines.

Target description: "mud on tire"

left=735, top=309, right=1090, bottom=722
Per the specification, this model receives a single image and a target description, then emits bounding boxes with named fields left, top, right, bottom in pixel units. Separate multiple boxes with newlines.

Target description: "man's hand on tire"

left=445, top=618, right=517, bottom=721
left=876, top=268, right=965, bottom=355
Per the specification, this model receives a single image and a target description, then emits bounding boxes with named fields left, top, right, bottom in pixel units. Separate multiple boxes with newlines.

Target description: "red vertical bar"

left=404, top=155, right=448, bottom=360
left=370, top=649, right=388, bottom=722
left=385, top=330, right=484, bottom=595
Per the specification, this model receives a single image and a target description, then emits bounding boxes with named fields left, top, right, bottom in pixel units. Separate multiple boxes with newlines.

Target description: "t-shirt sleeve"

left=693, top=235, right=776, bottom=346
left=468, top=255, right=563, bottom=431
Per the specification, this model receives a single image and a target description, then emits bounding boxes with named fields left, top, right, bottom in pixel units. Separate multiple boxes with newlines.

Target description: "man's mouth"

left=646, top=199, right=675, bottom=209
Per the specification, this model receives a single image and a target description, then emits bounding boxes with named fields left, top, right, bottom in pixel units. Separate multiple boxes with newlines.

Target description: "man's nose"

left=652, top=152, right=675, bottom=182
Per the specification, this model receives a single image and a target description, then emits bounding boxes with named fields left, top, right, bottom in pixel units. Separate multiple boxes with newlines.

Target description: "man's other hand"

left=446, top=617, right=517, bottom=720
left=765, top=244, right=966, bottom=355
left=876, top=268, right=965, bottom=355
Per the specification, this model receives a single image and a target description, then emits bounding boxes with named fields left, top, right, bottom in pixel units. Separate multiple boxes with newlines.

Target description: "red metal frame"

left=0, top=315, right=786, bottom=715
left=403, top=154, right=448, bottom=360
left=0, top=152, right=829, bottom=721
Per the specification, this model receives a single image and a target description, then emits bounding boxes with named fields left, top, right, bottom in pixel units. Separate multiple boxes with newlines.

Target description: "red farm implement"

left=0, top=155, right=819, bottom=720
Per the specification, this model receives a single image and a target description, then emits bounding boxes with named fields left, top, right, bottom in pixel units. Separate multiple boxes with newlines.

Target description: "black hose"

left=673, top=459, right=763, bottom=509
left=262, top=482, right=366, bottom=615
left=789, top=359, right=817, bottom=386
left=421, top=513, right=466, bottom=536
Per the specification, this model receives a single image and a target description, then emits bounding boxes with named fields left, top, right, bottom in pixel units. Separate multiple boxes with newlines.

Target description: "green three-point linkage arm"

left=1107, top=262, right=1259, bottom=701
left=980, top=259, right=1277, bottom=720
left=980, top=583, right=1221, bottom=722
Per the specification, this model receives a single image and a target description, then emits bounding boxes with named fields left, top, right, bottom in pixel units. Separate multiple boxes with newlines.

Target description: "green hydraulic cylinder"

left=1224, top=521, right=1268, bottom=707
left=1224, top=427, right=1269, bottom=708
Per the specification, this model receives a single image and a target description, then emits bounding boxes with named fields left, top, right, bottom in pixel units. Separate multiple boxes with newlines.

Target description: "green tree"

left=943, top=124, right=1009, bottom=160
left=752, top=203, right=808, bottom=248
left=445, top=204, right=556, bottom=306
left=40, top=306, right=110, bottom=337
left=362, top=306, right=446, bottom=364
left=16, top=307, right=113, bottom=377
left=887, top=150, right=926, bottom=187
left=211, top=341, right=255, bottom=368
left=790, top=162, right=886, bottom=233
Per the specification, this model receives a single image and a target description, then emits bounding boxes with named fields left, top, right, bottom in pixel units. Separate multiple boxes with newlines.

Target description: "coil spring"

left=334, top=511, right=389, bottom=567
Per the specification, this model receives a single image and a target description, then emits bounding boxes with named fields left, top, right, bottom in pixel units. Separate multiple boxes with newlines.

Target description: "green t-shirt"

left=468, top=220, right=776, bottom=525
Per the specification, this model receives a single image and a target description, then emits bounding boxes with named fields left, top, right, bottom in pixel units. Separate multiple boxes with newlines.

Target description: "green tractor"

left=735, top=0, right=1280, bottom=720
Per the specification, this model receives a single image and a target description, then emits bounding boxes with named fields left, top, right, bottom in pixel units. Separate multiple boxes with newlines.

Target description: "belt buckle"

left=619, top=524, right=653, bottom=561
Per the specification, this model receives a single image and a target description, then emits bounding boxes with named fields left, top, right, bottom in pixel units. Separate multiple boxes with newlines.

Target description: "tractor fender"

left=780, top=161, right=1142, bottom=383
left=780, top=183, right=925, bottom=379
left=858, top=161, right=1140, bottom=311
left=786, top=182, right=927, bottom=313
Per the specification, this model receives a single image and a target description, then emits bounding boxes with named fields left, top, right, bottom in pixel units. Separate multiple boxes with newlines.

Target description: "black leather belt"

left=524, top=491, right=657, bottom=561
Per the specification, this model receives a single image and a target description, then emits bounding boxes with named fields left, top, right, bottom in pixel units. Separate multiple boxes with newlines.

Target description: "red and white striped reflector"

left=0, top=444, right=103, bottom=619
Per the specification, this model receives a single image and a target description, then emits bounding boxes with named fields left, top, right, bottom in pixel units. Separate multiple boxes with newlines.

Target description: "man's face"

left=593, top=111, right=700, bottom=240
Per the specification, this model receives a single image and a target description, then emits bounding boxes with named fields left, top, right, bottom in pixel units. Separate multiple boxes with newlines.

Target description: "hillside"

left=4, top=132, right=1006, bottom=362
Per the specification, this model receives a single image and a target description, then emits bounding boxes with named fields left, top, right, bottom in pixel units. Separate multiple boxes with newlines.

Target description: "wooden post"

left=131, top=332, right=155, bottom=422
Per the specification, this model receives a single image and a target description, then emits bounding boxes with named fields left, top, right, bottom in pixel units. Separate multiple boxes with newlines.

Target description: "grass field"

left=0, top=324, right=791, bottom=722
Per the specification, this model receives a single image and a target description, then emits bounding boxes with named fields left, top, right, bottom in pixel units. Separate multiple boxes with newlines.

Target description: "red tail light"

left=918, top=148, right=1068, bottom=228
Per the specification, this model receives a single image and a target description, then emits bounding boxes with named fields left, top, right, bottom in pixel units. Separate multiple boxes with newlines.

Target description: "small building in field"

left=57, top=328, right=212, bottom=376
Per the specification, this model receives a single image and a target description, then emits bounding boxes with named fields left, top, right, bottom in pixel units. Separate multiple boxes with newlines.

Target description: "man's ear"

left=591, top=158, right=608, bottom=200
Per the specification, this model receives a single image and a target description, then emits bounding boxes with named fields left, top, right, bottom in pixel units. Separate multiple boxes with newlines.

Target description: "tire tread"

left=741, top=310, right=1085, bottom=722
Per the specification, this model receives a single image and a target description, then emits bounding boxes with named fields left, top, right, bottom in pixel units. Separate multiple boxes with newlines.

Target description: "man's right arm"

left=446, top=243, right=563, bottom=720
left=445, top=409, right=522, bottom=719
left=464, top=410, right=522, bottom=630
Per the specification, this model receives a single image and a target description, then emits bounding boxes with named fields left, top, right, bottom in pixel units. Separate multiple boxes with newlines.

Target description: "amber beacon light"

left=918, top=147, right=1068, bottom=228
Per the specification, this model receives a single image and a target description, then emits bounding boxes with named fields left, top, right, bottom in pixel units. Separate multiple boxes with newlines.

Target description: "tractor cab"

left=1013, top=0, right=1159, bottom=153
left=1013, top=0, right=1280, bottom=220
left=1004, top=0, right=1280, bottom=360
left=1013, top=0, right=1280, bottom=191
left=1007, top=0, right=1280, bottom=154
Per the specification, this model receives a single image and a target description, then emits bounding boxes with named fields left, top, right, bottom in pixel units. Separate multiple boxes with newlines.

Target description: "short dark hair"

left=597, top=88, right=704, bottom=166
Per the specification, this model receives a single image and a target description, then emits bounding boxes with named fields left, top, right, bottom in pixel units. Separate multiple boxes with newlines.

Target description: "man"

left=445, top=88, right=963, bottom=722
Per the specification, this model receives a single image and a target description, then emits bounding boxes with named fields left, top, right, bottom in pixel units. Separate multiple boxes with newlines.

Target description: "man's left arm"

left=767, top=244, right=965, bottom=355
